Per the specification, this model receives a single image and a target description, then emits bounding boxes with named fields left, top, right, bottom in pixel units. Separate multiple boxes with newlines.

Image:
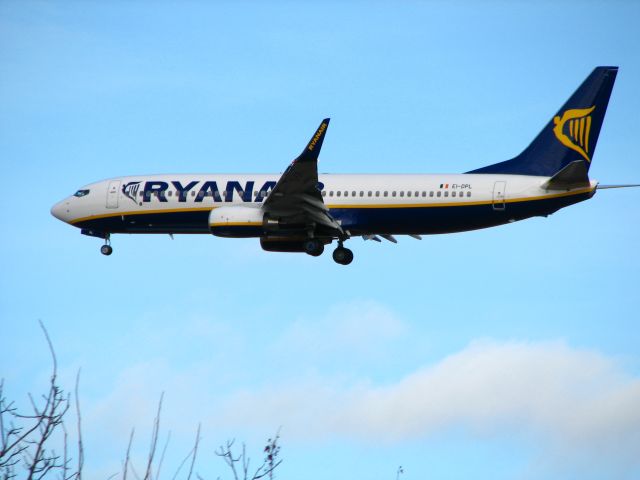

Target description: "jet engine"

left=209, top=206, right=264, bottom=238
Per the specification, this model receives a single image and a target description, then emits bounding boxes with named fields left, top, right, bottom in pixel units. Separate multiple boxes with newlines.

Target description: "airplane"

left=51, top=66, right=637, bottom=265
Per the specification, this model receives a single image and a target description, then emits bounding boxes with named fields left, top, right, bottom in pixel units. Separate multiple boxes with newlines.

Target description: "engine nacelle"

left=209, top=206, right=264, bottom=238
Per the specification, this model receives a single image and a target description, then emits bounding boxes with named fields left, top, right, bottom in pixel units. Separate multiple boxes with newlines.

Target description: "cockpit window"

left=74, top=189, right=90, bottom=197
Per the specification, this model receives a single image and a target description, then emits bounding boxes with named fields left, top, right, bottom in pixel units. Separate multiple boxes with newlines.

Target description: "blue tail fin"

left=468, top=66, right=618, bottom=176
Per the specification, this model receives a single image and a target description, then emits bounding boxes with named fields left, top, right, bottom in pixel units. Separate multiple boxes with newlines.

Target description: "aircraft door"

left=106, top=180, right=121, bottom=209
left=492, top=181, right=506, bottom=211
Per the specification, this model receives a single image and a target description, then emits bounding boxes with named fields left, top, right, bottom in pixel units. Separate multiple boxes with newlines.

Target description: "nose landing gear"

left=100, top=234, right=113, bottom=256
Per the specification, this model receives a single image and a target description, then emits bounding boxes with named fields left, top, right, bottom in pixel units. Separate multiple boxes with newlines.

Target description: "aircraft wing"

left=264, top=119, right=343, bottom=234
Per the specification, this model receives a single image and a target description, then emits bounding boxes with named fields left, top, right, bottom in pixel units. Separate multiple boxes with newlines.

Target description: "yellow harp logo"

left=552, top=106, right=596, bottom=162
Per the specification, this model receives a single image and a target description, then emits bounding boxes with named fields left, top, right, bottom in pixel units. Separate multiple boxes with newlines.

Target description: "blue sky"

left=1, top=1, right=640, bottom=479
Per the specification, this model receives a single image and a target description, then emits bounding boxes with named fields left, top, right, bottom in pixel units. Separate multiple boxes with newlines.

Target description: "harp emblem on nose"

left=122, top=181, right=142, bottom=204
left=552, top=106, right=596, bottom=162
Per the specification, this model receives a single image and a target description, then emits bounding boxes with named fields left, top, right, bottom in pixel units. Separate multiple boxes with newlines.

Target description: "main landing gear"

left=100, top=234, right=113, bottom=256
left=332, top=241, right=353, bottom=265
left=304, top=237, right=354, bottom=265
left=303, top=238, right=324, bottom=257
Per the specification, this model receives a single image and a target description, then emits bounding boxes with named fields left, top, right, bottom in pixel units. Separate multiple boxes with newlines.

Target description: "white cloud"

left=71, top=299, right=407, bottom=472
left=272, top=299, right=406, bottom=359
left=64, top=302, right=640, bottom=477
left=217, top=340, right=640, bottom=471
left=81, top=300, right=406, bottom=441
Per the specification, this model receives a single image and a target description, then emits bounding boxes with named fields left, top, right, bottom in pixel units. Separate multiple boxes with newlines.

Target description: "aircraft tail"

left=468, top=66, right=618, bottom=177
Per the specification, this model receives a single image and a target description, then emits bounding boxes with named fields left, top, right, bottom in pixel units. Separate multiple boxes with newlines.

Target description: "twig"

left=74, top=370, right=83, bottom=480
left=122, top=429, right=135, bottom=480
left=156, top=431, right=171, bottom=480
left=186, top=424, right=200, bottom=480
left=143, top=393, right=163, bottom=480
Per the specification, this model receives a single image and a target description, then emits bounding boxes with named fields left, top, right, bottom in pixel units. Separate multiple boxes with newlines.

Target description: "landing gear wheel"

left=304, top=239, right=324, bottom=257
left=332, top=247, right=353, bottom=265
left=100, top=233, right=113, bottom=256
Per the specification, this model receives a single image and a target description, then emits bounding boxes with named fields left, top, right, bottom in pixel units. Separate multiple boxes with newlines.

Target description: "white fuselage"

left=51, top=173, right=597, bottom=236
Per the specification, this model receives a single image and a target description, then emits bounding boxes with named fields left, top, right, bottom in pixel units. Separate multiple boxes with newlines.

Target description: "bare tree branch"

left=186, top=424, right=201, bottom=480
left=215, top=440, right=239, bottom=480
left=122, top=428, right=135, bottom=480
left=3, top=324, right=288, bottom=480
left=156, top=431, right=171, bottom=480
left=24, top=322, right=70, bottom=480
left=74, top=370, right=83, bottom=480
left=61, top=422, right=69, bottom=480
left=170, top=448, right=192, bottom=480
left=214, top=432, right=282, bottom=480
left=143, top=394, right=163, bottom=480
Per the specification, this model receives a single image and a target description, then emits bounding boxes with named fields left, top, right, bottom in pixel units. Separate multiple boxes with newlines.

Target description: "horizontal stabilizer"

left=542, top=160, right=590, bottom=190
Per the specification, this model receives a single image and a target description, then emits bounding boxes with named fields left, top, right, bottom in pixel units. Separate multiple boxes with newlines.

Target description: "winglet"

left=294, top=118, right=330, bottom=163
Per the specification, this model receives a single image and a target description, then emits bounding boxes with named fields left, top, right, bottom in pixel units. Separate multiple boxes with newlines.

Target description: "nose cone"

left=51, top=199, right=71, bottom=223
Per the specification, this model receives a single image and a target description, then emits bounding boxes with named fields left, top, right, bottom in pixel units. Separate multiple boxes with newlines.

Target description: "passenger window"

left=415, top=191, right=419, bottom=197
left=444, top=191, right=449, bottom=197
left=429, top=191, right=434, bottom=197
left=322, top=191, right=326, bottom=197
left=191, top=191, right=195, bottom=197
left=407, top=191, right=411, bottom=197
left=375, top=191, right=380, bottom=197
left=368, top=191, right=372, bottom=197
left=352, top=191, right=356, bottom=197
left=384, top=191, right=388, bottom=197
left=360, top=191, right=364, bottom=197
left=392, top=191, right=396, bottom=197
left=467, top=191, right=471, bottom=197
left=400, top=191, right=404, bottom=197
left=329, top=191, right=334, bottom=197
left=422, top=191, right=426, bottom=197
left=337, top=191, right=341, bottom=197
left=452, top=191, right=456, bottom=197
left=437, top=191, right=441, bottom=197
